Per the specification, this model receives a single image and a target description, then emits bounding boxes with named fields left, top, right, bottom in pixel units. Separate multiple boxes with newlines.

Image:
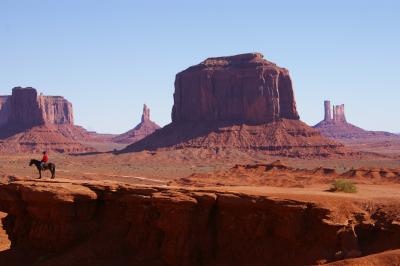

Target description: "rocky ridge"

left=173, top=160, right=400, bottom=187
left=0, top=179, right=399, bottom=265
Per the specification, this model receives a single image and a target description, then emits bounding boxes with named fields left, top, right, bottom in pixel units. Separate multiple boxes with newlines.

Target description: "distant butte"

left=113, top=104, right=160, bottom=144
left=314, top=100, right=397, bottom=140
left=0, top=87, right=111, bottom=153
left=122, top=53, right=344, bottom=157
left=0, top=87, right=74, bottom=136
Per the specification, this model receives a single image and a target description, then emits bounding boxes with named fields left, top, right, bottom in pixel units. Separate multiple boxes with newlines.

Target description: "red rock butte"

left=172, top=52, right=299, bottom=124
left=123, top=53, right=344, bottom=157
left=113, top=104, right=160, bottom=144
left=0, top=87, right=105, bottom=153
left=0, top=87, right=73, bottom=134
left=314, top=100, right=398, bottom=140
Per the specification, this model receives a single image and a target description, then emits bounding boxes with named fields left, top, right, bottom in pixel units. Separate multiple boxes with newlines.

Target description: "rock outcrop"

left=123, top=53, right=344, bottom=157
left=314, top=100, right=398, bottom=140
left=113, top=104, right=160, bottom=144
left=0, top=87, right=109, bottom=153
left=142, top=103, right=150, bottom=122
left=38, top=95, right=74, bottom=125
left=333, top=104, right=346, bottom=123
left=0, top=87, right=73, bottom=131
left=0, top=179, right=399, bottom=265
left=0, top=97, right=10, bottom=126
left=322, top=101, right=346, bottom=123
left=324, top=100, right=332, bottom=121
left=326, top=250, right=400, bottom=266
left=172, top=53, right=299, bottom=124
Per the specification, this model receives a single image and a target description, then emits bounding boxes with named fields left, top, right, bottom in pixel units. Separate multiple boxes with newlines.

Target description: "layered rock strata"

left=0, top=87, right=107, bottom=153
left=0, top=179, right=399, bottom=265
left=123, top=53, right=343, bottom=157
left=0, top=87, right=73, bottom=130
left=172, top=52, right=299, bottom=124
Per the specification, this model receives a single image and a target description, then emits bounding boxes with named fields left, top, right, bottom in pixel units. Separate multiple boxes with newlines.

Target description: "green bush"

left=331, top=179, right=357, bottom=193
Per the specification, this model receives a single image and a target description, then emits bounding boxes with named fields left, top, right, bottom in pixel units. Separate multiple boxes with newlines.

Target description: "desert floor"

left=0, top=149, right=399, bottom=264
left=1, top=149, right=399, bottom=184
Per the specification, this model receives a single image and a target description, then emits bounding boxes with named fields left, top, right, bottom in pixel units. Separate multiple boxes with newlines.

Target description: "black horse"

left=29, top=159, right=56, bottom=179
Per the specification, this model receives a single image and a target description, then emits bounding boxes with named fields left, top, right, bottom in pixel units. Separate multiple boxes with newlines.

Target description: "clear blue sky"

left=0, top=0, right=399, bottom=133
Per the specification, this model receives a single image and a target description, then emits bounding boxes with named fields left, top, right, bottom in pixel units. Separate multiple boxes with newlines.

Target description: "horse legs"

left=38, top=169, right=42, bottom=179
left=51, top=168, right=55, bottom=179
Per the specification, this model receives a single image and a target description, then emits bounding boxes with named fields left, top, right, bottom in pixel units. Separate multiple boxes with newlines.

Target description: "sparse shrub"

left=331, top=179, right=357, bottom=193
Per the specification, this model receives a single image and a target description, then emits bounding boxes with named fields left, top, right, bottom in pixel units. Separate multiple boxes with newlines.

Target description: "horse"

left=29, top=159, right=56, bottom=179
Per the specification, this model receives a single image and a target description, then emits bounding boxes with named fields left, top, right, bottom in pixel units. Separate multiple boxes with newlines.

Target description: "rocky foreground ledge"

left=0, top=179, right=399, bottom=265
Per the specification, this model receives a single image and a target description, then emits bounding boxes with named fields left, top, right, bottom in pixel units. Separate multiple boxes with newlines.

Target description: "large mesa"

left=172, top=52, right=299, bottom=124
left=0, top=87, right=106, bottom=153
left=123, top=53, right=343, bottom=157
left=0, top=87, right=73, bottom=131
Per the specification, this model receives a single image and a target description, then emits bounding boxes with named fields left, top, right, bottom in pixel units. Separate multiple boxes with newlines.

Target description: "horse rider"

left=41, top=151, right=49, bottom=169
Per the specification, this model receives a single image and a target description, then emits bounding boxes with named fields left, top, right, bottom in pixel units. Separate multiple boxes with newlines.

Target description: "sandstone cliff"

left=172, top=53, right=299, bottom=124
left=123, top=53, right=343, bottom=157
left=0, top=87, right=73, bottom=131
left=113, top=104, right=160, bottom=144
left=333, top=104, right=346, bottom=123
left=0, top=87, right=108, bottom=153
left=0, top=179, right=399, bottom=265
left=38, top=95, right=74, bottom=125
left=3, top=88, right=45, bottom=128
left=0, top=97, right=10, bottom=126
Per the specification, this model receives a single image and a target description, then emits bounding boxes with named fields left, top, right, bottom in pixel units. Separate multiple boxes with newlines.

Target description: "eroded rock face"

left=324, top=100, right=332, bottom=121
left=0, top=97, right=10, bottom=126
left=172, top=53, right=299, bottom=124
left=38, top=95, right=74, bottom=125
left=322, top=101, right=346, bottom=123
left=333, top=104, right=346, bottom=123
left=113, top=104, right=160, bottom=144
left=124, top=53, right=344, bottom=156
left=124, top=119, right=343, bottom=157
left=6, top=88, right=44, bottom=128
left=314, top=100, right=398, bottom=140
left=141, top=104, right=150, bottom=122
left=0, top=87, right=105, bottom=153
left=0, top=87, right=74, bottom=129
left=0, top=180, right=399, bottom=265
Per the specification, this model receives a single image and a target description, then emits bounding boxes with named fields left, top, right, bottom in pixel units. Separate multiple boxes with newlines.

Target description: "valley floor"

left=0, top=149, right=399, bottom=184
left=0, top=150, right=399, bottom=265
